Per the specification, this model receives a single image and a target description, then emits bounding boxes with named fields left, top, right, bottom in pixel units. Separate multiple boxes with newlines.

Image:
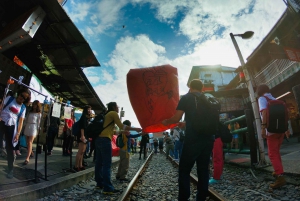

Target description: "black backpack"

left=263, top=96, right=288, bottom=133
left=86, top=114, right=113, bottom=139
left=191, top=93, right=220, bottom=134
left=116, top=133, right=125, bottom=148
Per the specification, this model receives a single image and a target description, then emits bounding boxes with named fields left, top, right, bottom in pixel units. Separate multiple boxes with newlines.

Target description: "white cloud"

left=66, top=0, right=92, bottom=22
left=64, top=0, right=287, bottom=129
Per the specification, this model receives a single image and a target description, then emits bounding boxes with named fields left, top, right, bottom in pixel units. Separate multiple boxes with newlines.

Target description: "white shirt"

left=0, top=96, right=26, bottom=126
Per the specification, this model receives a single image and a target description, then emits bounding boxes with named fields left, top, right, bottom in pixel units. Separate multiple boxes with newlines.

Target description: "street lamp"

left=230, top=31, right=266, bottom=166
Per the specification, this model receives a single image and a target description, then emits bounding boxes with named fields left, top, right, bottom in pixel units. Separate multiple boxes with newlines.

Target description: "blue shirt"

left=126, top=134, right=141, bottom=152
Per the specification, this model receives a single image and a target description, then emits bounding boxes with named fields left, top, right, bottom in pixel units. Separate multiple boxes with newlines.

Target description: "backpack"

left=191, top=93, right=221, bottom=134
left=116, top=133, right=125, bottom=148
left=72, top=121, right=80, bottom=136
left=263, top=96, right=288, bottom=133
left=218, top=122, right=232, bottom=143
left=175, top=127, right=185, bottom=142
left=86, top=114, right=114, bottom=139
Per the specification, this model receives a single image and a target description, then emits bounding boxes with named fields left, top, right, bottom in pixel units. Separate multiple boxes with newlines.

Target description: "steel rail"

left=169, top=154, right=228, bottom=201
left=118, top=150, right=227, bottom=201
left=117, top=151, right=154, bottom=201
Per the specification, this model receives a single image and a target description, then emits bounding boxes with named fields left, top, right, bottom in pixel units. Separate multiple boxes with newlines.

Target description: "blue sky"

left=32, top=0, right=287, bottom=128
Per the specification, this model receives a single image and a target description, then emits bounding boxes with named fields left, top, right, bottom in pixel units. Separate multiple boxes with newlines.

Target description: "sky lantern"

left=127, top=64, right=179, bottom=133
left=111, top=135, right=120, bottom=156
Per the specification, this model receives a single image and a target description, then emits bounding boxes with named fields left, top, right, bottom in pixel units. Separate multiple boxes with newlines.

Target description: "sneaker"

left=6, top=170, right=13, bottom=179
left=209, top=178, right=220, bottom=185
left=103, top=189, right=121, bottom=195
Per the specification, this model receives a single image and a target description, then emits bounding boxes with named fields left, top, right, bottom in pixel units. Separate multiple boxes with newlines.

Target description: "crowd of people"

left=0, top=79, right=290, bottom=200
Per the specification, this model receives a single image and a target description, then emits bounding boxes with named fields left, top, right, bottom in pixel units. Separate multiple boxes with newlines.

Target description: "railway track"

left=37, top=151, right=300, bottom=201
left=118, top=151, right=226, bottom=201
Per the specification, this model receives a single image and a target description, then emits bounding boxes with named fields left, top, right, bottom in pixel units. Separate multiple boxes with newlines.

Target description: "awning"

left=0, top=0, right=105, bottom=112
left=246, top=8, right=300, bottom=72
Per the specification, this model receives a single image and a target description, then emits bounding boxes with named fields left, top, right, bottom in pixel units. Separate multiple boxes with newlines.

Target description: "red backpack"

left=264, top=96, right=288, bottom=133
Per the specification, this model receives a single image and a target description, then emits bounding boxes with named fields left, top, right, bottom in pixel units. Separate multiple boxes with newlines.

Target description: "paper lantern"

left=239, top=72, right=246, bottom=83
left=127, top=64, right=179, bottom=133
left=111, top=135, right=120, bottom=156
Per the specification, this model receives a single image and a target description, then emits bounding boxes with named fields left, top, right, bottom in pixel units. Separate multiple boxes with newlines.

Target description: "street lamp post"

left=230, top=32, right=266, bottom=166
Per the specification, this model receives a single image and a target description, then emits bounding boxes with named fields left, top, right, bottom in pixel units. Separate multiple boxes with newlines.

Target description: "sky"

left=31, top=0, right=287, bottom=129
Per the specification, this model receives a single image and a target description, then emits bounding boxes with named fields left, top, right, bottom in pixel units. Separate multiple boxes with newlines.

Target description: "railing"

left=223, top=109, right=258, bottom=165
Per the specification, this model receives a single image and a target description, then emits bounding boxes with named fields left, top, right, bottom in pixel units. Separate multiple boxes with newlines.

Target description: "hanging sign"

left=52, top=102, right=61, bottom=118
left=64, top=106, right=72, bottom=119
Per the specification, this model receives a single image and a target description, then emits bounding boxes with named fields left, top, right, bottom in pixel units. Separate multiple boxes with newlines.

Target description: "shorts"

left=233, top=134, right=239, bottom=139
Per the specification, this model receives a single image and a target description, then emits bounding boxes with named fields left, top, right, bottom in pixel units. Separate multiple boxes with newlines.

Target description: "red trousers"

left=266, top=134, right=284, bottom=175
left=212, top=138, right=223, bottom=180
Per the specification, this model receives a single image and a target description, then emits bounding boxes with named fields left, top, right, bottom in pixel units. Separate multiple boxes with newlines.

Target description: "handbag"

left=19, top=134, right=27, bottom=148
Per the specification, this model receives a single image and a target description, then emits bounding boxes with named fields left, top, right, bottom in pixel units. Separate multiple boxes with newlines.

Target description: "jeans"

left=95, top=137, right=114, bottom=191
left=47, top=126, right=58, bottom=153
left=139, top=143, right=147, bottom=158
left=267, top=133, right=284, bottom=175
left=174, top=140, right=183, bottom=160
left=212, top=138, right=223, bottom=179
left=1, top=121, right=15, bottom=171
left=178, top=137, right=214, bottom=201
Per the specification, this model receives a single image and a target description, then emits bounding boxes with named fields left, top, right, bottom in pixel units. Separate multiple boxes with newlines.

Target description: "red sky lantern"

left=239, top=71, right=246, bottom=83
left=111, top=135, right=120, bottom=156
left=127, top=64, right=179, bottom=133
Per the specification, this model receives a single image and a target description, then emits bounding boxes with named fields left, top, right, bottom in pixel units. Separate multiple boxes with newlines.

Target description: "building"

left=0, top=0, right=105, bottom=112
left=187, top=65, right=237, bottom=91
left=187, top=65, right=249, bottom=119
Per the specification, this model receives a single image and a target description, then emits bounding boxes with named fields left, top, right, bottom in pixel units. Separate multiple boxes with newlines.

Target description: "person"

left=257, top=84, right=289, bottom=189
left=164, top=133, right=174, bottom=159
left=228, top=117, right=240, bottom=149
left=74, top=105, right=91, bottom=171
left=62, top=109, right=75, bottom=156
left=45, top=106, right=60, bottom=156
left=139, top=133, right=149, bottom=160
left=94, top=102, right=142, bottom=195
left=172, top=127, right=184, bottom=161
left=209, top=123, right=224, bottom=184
left=162, top=79, right=215, bottom=201
left=153, top=138, right=159, bottom=154
left=158, top=137, right=164, bottom=153
left=149, top=135, right=154, bottom=151
left=0, top=88, right=31, bottom=178
left=23, top=100, right=42, bottom=165
left=133, top=139, right=137, bottom=153
left=116, top=120, right=142, bottom=182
